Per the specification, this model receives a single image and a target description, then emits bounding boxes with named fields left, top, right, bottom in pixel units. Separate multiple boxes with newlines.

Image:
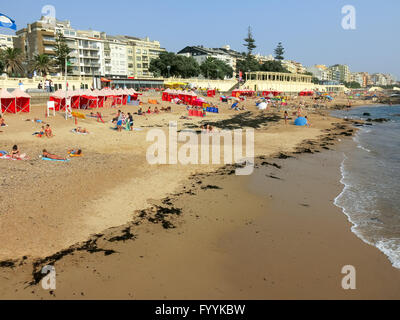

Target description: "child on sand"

left=127, top=113, right=134, bottom=131
left=284, top=111, right=289, bottom=125
left=0, top=115, right=6, bottom=127
left=305, top=116, right=312, bottom=127
left=45, top=124, right=53, bottom=138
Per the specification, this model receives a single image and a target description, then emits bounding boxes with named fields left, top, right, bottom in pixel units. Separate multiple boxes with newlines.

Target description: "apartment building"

left=178, top=45, right=237, bottom=71
left=122, top=36, right=166, bottom=78
left=307, top=65, right=330, bottom=81
left=282, top=60, right=307, bottom=74
left=328, top=64, right=350, bottom=83
left=14, top=16, right=165, bottom=79
left=0, top=34, right=15, bottom=49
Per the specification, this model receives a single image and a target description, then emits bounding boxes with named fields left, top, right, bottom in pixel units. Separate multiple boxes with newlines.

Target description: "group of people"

left=113, top=110, right=134, bottom=132
left=283, top=106, right=312, bottom=127
left=37, top=79, right=54, bottom=93
left=33, top=124, right=53, bottom=138
left=7, top=145, right=82, bottom=161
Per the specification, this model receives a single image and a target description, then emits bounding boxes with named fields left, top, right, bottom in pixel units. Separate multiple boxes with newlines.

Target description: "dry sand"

left=1, top=92, right=397, bottom=300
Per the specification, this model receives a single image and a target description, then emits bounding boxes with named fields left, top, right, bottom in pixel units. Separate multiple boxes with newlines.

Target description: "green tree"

left=0, top=47, right=25, bottom=76
left=274, top=42, right=285, bottom=60
left=344, top=81, right=361, bottom=89
left=29, top=54, right=55, bottom=76
left=149, top=52, right=200, bottom=78
left=236, top=54, right=261, bottom=74
left=0, top=57, right=4, bottom=74
left=200, top=57, right=233, bottom=80
left=260, top=60, right=289, bottom=73
left=54, top=31, right=71, bottom=75
left=244, top=26, right=256, bottom=56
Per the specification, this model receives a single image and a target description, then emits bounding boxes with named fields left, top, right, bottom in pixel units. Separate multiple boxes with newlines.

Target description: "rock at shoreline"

left=367, top=118, right=390, bottom=123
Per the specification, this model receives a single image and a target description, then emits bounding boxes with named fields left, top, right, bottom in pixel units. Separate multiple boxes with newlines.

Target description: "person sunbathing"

left=42, top=149, right=66, bottom=161
left=45, top=124, right=53, bottom=138
left=68, top=149, right=82, bottom=156
left=11, top=145, right=28, bottom=160
left=75, top=127, right=89, bottom=134
left=154, top=107, right=160, bottom=114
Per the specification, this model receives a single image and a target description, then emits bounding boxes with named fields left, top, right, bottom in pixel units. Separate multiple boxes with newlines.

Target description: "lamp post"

left=167, top=65, right=171, bottom=79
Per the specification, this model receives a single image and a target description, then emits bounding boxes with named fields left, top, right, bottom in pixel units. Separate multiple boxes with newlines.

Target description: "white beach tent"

left=257, top=102, right=268, bottom=110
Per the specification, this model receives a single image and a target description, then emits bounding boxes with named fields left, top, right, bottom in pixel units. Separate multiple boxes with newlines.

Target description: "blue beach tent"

left=294, top=117, right=308, bottom=126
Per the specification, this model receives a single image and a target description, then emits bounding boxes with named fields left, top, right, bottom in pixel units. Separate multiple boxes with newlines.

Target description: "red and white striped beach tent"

left=70, top=90, right=85, bottom=109
left=101, top=88, right=117, bottom=107
left=80, top=90, right=98, bottom=109
left=114, top=88, right=125, bottom=105
left=11, top=88, right=31, bottom=113
left=0, top=88, right=17, bottom=114
left=50, top=89, right=67, bottom=111
left=93, top=89, right=105, bottom=108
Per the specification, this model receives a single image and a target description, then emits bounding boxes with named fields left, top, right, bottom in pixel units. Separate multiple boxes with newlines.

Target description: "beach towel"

left=68, top=151, right=83, bottom=158
left=41, top=156, right=69, bottom=163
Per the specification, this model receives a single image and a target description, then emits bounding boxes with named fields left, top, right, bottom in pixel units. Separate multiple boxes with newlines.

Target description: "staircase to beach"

left=226, top=80, right=241, bottom=94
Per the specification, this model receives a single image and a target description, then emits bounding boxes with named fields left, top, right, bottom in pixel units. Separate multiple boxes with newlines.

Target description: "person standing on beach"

left=45, top=79, right=50, bottom=92
left=284, top=111, right=289, bottom=125
left=19, top=80, right=24, bottom=91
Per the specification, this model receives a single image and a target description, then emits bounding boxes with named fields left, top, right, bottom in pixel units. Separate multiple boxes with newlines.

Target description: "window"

left=136, top=49, right=141, bottom=54
left=136, top=56, right=141, bottom=61
left=137, top=64, right=142, bottom=68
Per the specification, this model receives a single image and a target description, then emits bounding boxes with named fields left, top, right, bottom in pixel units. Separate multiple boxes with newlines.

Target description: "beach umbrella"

left=294, top=117, right=308, bottom=126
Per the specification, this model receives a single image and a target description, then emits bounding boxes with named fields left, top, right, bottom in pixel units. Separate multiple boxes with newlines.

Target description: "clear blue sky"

left=1, top=0, right=399, bottom=78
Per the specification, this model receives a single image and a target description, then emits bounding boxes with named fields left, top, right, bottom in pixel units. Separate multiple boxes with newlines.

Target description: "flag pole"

left=64, top=57, right=69, bottom=120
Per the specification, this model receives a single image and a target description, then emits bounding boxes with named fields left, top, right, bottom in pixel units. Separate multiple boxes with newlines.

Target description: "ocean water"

left=331, top=105, right=400, bottom=269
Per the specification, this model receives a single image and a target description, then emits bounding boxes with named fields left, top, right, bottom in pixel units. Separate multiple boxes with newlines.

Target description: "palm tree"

left=1, top=48, right=25, bottom=76
left=30, top=54, right=55, bottom=76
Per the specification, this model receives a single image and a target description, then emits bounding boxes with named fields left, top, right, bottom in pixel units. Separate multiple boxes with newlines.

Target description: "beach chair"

left=47, top=101, right=56, bottom=116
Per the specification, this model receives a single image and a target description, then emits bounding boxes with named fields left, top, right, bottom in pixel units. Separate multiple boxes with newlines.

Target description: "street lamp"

left=167, top=66, right=171, bottom=78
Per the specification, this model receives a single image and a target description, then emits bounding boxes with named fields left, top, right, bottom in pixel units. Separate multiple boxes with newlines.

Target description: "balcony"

left=79, top=54, right=100, bottom=59
left=79, top=44, right=99, bottom=51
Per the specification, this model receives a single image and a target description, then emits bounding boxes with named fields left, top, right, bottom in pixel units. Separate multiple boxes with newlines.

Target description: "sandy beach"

left=1, top=93, right=398, bottom=299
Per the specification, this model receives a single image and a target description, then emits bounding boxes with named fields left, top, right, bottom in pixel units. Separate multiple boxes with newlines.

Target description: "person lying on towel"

left=42, top=149, right=66, bottom=161
left=68, top=149, right=83, bottom=157
left=74, top=127, right=89, bottom=134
